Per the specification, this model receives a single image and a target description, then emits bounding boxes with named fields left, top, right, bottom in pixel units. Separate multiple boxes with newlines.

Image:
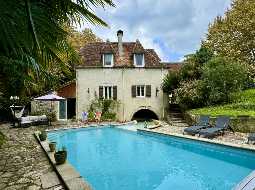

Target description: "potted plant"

left=54, top=146, right=67, bottom=165
left=39, top=130, right=47, bottom=141
left=49, top=141, right=56, bottom=152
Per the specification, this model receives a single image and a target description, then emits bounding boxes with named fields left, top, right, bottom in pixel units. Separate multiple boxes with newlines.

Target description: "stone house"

left=76, top=30, right=170, bottom=121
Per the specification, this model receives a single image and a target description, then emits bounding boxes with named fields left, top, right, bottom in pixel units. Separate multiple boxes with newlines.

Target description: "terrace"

left=0, top=120, right=254, bottom=190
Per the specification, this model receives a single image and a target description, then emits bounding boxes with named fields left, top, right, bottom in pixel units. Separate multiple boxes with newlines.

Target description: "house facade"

left=76, top=30, right=169, bottom=121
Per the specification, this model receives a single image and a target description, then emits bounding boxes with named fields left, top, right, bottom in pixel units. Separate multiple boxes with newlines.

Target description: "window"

left=99, top=86, right=117, bottom=100
left=104, top=86, right=113, bottom=99
left=132, top=85, right=151, bottom=98
left=136, top=85, right=145, bottom=97
left=103, top=53, right=114, bottom=67
left=134, top=53, right=144, bottom=67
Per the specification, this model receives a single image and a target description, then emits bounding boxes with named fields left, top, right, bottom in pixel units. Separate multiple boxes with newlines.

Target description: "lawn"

left=189, top=89, right=255, bottom=117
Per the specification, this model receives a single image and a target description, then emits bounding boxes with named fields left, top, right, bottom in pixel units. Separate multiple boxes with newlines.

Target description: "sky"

left=78, top=0, right=232, bottom=62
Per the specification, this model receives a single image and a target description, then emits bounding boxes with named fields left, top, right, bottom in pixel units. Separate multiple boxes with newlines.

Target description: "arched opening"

left=132, top=109, right=158, bottom=121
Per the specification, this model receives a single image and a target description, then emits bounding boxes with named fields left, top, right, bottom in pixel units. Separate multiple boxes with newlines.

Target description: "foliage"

left=162, top=46, right=214, bottom=94
left=181, top=46, right=214, bottom=81
left=88, top=111, right=95, bottom=120
left=205, top=0, right=255, bottom=65
left=101, top=112, right=116, bottom=121
left=201, top=57, right=249, bottom=105
left=189, top=89, right=255, bottom=117
left=174, top=80, right=205, bottom=109
left=162, top=71, right=180, bottom=93
left=88, top=98, right=119, bottom=121
left=67, top=27, right=102, bottom=51
left=31, top=110, right=57, bottom=122
left=0, top=0, right=114, bottom=120
left=230, top=89, right=255, bottom=104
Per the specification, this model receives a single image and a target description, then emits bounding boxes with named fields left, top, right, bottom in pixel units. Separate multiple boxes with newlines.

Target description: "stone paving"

left=1, top=120, right=255, bottom=190
left=149, top=121, right=254, bottom=147
left=0, top=123, right=66, bottom=190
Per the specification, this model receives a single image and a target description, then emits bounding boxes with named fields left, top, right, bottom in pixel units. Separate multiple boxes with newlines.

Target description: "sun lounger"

left=18, top=115, right=49, bottom=127
left=184, top=115, right=210, bottom=135
left=198, top=116, right=232, bottom=138
left=247, top=133, right=255, bottom=144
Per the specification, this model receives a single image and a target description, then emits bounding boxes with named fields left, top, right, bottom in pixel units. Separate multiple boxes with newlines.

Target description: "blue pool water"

left=48, top=127, right=255, bottom=190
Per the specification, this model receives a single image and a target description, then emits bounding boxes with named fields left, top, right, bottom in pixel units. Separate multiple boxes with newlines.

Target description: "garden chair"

left=198, top=116, right=233, bottom=138
left=183, top=115, right=210, bottom=135
left=247, top=133, right=255, bottom=144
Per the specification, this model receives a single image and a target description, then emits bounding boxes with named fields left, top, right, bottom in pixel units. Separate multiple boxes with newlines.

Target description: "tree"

left=205, top=0, right=255, bottom=65
left=67, top=27, right=102, bottom=51
left=201, top=57, right=249, bottom=105
left=0, top=0, right=114, bottom=118
left=161, top=46, right=213, bottom=94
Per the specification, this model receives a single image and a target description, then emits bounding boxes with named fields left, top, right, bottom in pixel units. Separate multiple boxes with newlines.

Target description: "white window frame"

left=134, top=53, right=145, bottom=67
left=136, top=85, right=145, bottom=98
left=103, top=53, right=114, bottom=67
left=103, top=86, right=113, bottom=99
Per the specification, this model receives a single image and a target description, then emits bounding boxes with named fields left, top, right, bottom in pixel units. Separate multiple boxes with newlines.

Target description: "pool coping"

left=137, top=128, right=255, bottom=152
left=34, top=131, right=92, bottom=190
left=45, top=120, right=137, bottom=133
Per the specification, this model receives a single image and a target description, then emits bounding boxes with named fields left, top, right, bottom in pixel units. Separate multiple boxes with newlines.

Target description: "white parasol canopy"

left=34, top=94, right=65, bottom=101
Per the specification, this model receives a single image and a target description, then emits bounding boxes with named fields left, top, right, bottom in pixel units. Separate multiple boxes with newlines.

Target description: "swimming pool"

left=48, top=127, right=255, bottom=190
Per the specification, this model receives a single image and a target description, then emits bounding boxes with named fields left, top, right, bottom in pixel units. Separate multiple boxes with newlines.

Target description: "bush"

left=174, top=80, right=205, bottom=109
left=201, top=57, right=249, bottom=105
left=31, top=110, right=57, bottom=122
left=101, top=112, right=116, bottom=121
left=88, top=98, right=119, bottom=121
left=162, top=71, right=180, bottom=93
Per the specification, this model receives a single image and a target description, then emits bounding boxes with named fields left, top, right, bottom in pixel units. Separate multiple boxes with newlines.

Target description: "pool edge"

left=34, top=131, right=92, bottom=190
left=137, top=128, right=255, bottom=152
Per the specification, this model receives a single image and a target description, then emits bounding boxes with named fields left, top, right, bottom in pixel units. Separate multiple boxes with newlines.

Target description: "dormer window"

left=103, top=53, right=114, bottom=67
left=134, top=53, right=145, bottom=67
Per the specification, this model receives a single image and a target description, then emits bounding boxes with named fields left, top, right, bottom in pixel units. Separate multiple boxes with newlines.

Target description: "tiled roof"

left=78, top=41, right=162, bottom=68
left=162, top=62, right=182, bottom=71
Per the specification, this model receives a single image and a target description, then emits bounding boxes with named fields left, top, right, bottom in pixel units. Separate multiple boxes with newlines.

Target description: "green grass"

left=189, top=89, right=255, bottom=117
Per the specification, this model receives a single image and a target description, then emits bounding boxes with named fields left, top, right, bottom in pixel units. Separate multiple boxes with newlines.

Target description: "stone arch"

left=131, top=109, right=159, bottom=121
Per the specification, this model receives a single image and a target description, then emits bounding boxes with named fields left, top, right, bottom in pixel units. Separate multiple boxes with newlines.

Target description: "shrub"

left=31, top=110, right=57, bottom=122
left=101, top=112, right=116, bottom=121
left=201, top=57, right=249, bottom=105
left=162, top=71, right=180, bottom=93
left=174, top=80, right=205, bottom=109
left=88, top=98, right=119, bottom=121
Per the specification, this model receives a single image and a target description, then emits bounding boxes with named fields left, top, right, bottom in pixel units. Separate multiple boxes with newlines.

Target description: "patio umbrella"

left=34, top=94, right=65, bottom=125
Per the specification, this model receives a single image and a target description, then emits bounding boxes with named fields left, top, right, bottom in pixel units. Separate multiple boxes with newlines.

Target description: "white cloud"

left=79, top=0, right=231, bottom=61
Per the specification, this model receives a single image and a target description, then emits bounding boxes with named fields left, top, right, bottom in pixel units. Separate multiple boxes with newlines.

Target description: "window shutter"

left=113, top=86, right=117, bottom=100
left=146, top=85, right=151, bottom=97
left=131, top=85, right=136, bottom=97
left=99, top=86, right=103, bottom=99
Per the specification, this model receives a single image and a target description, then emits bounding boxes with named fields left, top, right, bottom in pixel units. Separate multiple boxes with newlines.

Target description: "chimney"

left=117, top=30, right=123, bottom=57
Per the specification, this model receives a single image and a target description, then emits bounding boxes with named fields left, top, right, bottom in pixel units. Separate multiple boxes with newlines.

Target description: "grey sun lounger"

left=198, top=116, right=232, bottom=138
left=247, top=133, right=255, bottom=144
left=184, top=115, right=210, bottom=135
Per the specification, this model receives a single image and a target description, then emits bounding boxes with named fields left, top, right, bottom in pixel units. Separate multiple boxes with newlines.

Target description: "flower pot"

left=54, top=151, right=67, bottom=165
left=39, top=131, right=47, bottom=141
left=49, top=142, right=56, bottom=152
